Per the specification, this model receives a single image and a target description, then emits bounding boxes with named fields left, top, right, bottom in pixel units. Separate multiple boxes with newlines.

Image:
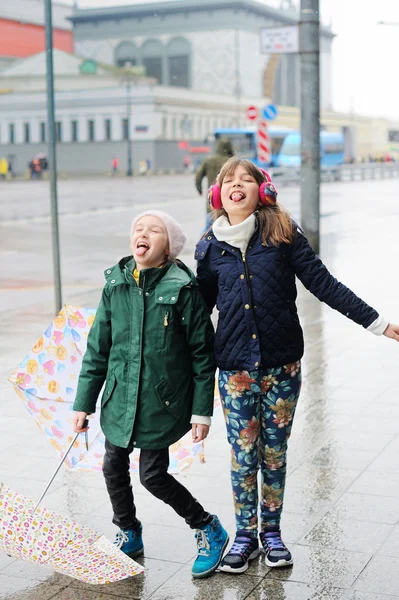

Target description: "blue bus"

left=279, top=131, right=345, bottom=167
left=213, top=127, right=294, bottom=168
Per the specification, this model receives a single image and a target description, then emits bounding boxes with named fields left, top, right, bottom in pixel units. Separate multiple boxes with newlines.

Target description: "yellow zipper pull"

left=164, top=312, right=169, bottom=327
left=242, top=252, right=246, bottom=262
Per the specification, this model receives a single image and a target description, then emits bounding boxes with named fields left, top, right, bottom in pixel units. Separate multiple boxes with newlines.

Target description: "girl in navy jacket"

left=195, top=157, right=399, bottom=574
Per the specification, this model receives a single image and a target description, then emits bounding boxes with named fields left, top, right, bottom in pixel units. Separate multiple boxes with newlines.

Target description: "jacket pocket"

left=101, top=373, right=116, bottom=408
left=155, top=379, right=182, bottom=420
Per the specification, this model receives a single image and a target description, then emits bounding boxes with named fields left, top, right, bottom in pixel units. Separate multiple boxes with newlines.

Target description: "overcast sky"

left=65, top=0, right=399, bottom=121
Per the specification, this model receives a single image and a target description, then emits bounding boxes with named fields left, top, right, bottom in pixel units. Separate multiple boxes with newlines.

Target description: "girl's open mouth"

left=230, top=192, right=246, bottom=202
left=136, top=242, right=150, bottom=256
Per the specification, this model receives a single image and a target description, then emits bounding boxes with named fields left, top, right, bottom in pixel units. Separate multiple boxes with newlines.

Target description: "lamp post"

left=299, top=0, right=320, bottom=254
left=117, top=63, right=145, bottom=176
left=44, top=0, right=62, bottom=311
left=123, top=61, right=134, bottom=177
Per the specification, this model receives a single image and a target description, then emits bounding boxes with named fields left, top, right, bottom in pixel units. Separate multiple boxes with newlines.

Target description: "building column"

left=95, top=115, right=105, bottom=142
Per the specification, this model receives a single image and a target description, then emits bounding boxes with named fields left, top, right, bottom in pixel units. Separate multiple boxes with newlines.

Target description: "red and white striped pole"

left=257, top=119, right=271, bottom=166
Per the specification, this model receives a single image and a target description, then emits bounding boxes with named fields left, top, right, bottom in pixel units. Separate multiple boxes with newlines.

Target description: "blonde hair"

left=211, top=157, right=295, bottom=247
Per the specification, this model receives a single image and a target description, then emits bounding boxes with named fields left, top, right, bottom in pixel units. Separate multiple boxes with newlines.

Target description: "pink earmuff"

left=208, top=167, right=278, bottom=210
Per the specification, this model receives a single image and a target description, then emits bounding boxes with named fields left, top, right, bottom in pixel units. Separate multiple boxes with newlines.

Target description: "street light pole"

left=126, top=76, right=133, bottom=177
left=44, top=0, right=62, bottom=312
left=234, top=28, right=242, bottom=126
left=299, top=0, right=320, bottom=253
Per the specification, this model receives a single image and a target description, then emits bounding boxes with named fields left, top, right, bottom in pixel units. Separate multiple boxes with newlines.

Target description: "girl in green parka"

left=72, top=210, right=228, bottom=579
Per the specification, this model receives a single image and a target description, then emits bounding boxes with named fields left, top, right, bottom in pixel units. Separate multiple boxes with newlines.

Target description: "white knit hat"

left=131, top=210, right=187, bottom=259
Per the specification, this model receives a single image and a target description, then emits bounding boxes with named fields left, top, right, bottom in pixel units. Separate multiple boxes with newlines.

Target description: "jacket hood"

left=104, top=256, right=196, bottom=292
left=215, top=138, right=234, bottom=157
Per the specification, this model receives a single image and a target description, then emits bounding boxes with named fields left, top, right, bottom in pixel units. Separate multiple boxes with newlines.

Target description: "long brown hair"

left=211, top=157, right=295, bottom=246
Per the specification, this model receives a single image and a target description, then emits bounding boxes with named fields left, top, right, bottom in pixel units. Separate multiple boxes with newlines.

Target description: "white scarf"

left=212, top=213, right=256, bottom=253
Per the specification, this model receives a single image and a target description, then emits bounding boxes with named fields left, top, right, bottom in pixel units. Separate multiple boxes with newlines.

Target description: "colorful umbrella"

left=0, top=483, right=143, bottom=584
left=8, top=305, right=216, bottom=473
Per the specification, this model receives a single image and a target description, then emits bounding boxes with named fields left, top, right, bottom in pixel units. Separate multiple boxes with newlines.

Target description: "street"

left=1, top=174, right=399, bottom=599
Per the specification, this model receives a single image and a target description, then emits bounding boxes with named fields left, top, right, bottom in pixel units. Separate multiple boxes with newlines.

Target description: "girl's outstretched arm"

left=288, top=228, right=395, bottom=335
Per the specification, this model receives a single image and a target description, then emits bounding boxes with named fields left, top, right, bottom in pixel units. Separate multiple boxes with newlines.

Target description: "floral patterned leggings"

left=219, top=363, right=301, bottom=534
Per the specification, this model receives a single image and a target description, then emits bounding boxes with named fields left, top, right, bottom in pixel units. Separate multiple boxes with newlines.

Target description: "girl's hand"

left=383, top=323, right=399, bottom=342
left=73, top=411, right=89, bottom=433
left=192, top=423, right=210, bottom=443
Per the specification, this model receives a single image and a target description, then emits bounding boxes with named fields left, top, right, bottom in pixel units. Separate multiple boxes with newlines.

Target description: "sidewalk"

left=1, top=177, right=399, bottom=599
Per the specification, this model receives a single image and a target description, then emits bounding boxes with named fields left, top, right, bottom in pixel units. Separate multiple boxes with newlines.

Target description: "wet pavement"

left=0, top=175, right=399, bottom=599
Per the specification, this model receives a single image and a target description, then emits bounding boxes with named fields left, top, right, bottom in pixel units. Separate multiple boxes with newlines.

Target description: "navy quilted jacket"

left=195, top=223, right=379, bottom=371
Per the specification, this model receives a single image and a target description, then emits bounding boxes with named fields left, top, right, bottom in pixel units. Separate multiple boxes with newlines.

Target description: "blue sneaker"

left=191, top=515, right=229, bottom=579
left=259, top=528, right=293, bottom=568
left=114, top=525, right=144, bottom=558
left=219, top=532, right=260, bottom=573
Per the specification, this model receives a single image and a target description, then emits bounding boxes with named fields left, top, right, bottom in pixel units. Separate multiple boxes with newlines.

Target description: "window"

left=186, top=118, right=193, bottom=138
left=71, top=120, right=78, bottom=142
left=180, top=118, right=186, bottom=138
left=324, top=142, right=345, bottom=155
left=56, top=122, right=62, bottom=142
left=162, top=115, right=167, bottom=138
left=105, top=119, right=112, bottom=141
left=9, top=123, right=15, bottom=144
left=168, top=55, right=189, bottom=87
left=24, top=123, right=30, bottom=143
left=167, top=37, right=190, bottom=88
left=122, top=118, right=129, bottom=140
left=114, top=41, right=138, bottom=68
left=40, top=122, right=46, bottom=143
left=88, top=119, right=95, bottom=141
left=141, top=39, right=164, bottom=83
left=117, top=57, right=137, bottom=68
left=171, top=117, right=176, bottom=139
left=142, top=57, right=163, bottom=83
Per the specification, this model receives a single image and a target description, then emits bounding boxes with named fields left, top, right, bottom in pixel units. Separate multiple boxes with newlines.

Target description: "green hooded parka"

left=73, top=257, right=215, bottom=449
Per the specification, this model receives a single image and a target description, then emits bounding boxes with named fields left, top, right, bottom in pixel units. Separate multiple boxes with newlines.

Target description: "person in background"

left=0, top=157, right=8, bottom=180
left=195, top=138, right=234, bottom=231
left=111, top=156, right=119, bottom=176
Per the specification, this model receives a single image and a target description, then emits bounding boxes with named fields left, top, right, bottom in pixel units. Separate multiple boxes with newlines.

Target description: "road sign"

left=262, top=104, right=278, bottom=121
left=257, top=120, right=271, bottom=165
left=246, top=105, right=258, bottom=121
left=260, top=26, right=299, bottom=54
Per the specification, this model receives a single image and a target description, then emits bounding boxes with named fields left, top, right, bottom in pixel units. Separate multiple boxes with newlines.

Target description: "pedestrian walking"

left=73, top=210, right=228, bottom=579
left=195, top=157, right=399, bottom=574
left=111, top=156, right=119, bottom=175
left=0, top=157, right=8, bottom=180
left=195, top=138, right=234, bottom=231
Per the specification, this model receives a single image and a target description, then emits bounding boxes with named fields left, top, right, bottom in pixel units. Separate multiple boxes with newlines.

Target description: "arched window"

left=141, top=39, right=164, bottom=84
left=114, top=41, right=139, bottom=67
left=167, top=37, right=191, bottom=88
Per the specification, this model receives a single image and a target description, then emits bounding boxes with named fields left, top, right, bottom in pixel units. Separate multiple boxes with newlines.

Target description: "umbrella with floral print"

left=8, top=305, right=211, bottom=473
left=0, top=483, right=143, bottom=584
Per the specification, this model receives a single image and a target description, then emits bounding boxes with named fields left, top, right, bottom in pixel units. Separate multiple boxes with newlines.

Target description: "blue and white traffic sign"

left=262, top=104, right=278, bottom=121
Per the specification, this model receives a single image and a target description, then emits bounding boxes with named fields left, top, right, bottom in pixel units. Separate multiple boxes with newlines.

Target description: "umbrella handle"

left=31, top=419, right=88, bottom=516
